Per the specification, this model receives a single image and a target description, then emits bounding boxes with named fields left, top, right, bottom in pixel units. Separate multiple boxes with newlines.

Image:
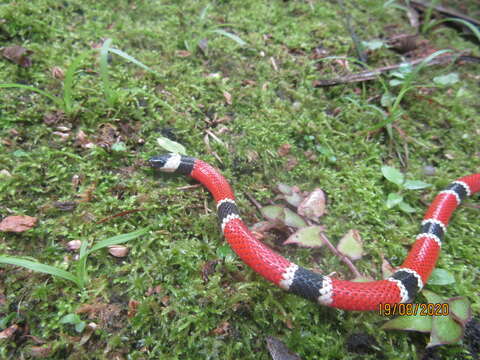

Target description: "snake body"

left=149, top=154, right=480, bottom=311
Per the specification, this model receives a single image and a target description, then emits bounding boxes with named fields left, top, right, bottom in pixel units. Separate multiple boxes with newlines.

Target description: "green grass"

left=1, top=0, right=479, bottom=359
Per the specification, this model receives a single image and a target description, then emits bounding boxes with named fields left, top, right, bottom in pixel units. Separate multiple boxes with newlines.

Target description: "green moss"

left=0, top=0, right=479, bottom=358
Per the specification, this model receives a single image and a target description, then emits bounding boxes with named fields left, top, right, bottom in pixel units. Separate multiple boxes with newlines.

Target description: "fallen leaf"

left=2, top=45, right=33, bottom=67
left=283, top=208, right=307, bottom=228
left=43, top=111, right=65, bottom=126
left=29, top=345, right=52, bottom=358
left=382, top=313, right=432, bottom=333
left=0, top=324, right=19, bottom=339
left=277, top=144, right=291, bottom=157
left=66, top=240, right=82, bottom=251
left=201, top=260, right=219, bottom=283
left=51, top=66, right=65, bottom=79
left=337, top=229, right=363, bottom=260
left=297, top=188, right=327, bottom=220
left=76, top=130, right=95, bottom=149
left=156, top=136, right=186, bottom=155
left=284, top=156, right=298, bottom=171
left=53, top=201, right=77, bottom=211
left=108, top=245, right=129, bottom=257
left=448, top=297, right=472, bottom=326
left=77, top=184, right=96, bottom=202
left=128, top=299, right=139, bottom=318
left=266, top=336, right=301, bottom=360
left=277, top=183, right=303, bottom=208
left=212, top=321, right=230, bottom=336
left=284, top=225, right=325, bottom=248
left=223, top=91, right=232, bottom=105
left=0, top=215, right=37, bottom=232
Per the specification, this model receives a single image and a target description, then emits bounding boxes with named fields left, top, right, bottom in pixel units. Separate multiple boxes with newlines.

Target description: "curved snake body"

left=149, top=154, right=480, bottom=311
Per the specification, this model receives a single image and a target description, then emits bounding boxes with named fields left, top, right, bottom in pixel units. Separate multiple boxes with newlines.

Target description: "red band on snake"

left=149, top=154, right=480, bottom=311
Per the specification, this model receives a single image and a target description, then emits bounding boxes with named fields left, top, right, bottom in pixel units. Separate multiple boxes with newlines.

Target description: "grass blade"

left=86, top=228, right=148, bottom=255
left=0, top=83, right=63, bottom=107
left=63, top=50, right=92, bottom=114
left=108, top=47, right=160, bottom=75
left=0, top=256, right=80, bottom=286
left=210, top=29, right=247, bottom=46
left=443, top=18, right=480, bottom=42
left=99, top=38, right=114, bottom=106
left=76, top=239, right=90, bottom=287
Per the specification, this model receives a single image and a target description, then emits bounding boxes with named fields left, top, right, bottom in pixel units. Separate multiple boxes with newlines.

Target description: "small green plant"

left=381, top=166, right=431, bottom=212
left=372, top=49, right=452, bottom=137
left=0, top=39, right=158, bottom=114
left=60, top=313, right=86, bottom=333
left=0, top=228, right=147, bottom=288
left=182, top=4, right=247, bottom=54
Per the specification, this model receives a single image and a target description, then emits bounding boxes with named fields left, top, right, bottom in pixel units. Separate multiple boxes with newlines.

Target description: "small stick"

left=319, top=232, right=363, bottom=279
left=244, top=192, right=263, bottom=212
left=313, top=53, right=480, bottom=87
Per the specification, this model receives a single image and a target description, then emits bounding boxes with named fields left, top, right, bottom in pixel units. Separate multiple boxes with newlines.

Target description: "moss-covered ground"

left=1, top=0, right=479, bottom=359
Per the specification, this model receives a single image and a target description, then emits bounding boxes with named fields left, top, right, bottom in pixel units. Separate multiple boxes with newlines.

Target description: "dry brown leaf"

left=51, top=66, right=65, bottom=79
left=29, top=345, right=52, bottom=358
left=66, top=240, right=82, bottom=251
left=128, top=299, right=139, bottom=318
left=2, top=45, right=33, bottom=67
left=108, top=245, right=129, bottom=257
left=0, top=324, right=19, bottom=339
left=297, top=188, right=327, bottom=220
left=0, top=215, right=37, bottom=232
left=223, top=91, right=232, bottom=105
left=284, top=156, right=298, bottom=171
left=76, top=130, right=95, bottom=149
left=277, top=144, right=291, bottom=157
left=212, top=321, right=230, bottom=335
left=43, top=111, right=65, bottom=126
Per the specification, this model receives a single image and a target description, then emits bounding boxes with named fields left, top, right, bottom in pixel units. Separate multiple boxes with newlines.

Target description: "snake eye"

left=148, top=155, right=169, bottom=168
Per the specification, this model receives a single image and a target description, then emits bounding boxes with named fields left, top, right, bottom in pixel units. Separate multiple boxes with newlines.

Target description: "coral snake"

left=149, top=154, right=480, bottom=311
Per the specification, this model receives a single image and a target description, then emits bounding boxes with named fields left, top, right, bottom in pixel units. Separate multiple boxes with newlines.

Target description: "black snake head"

left=148, top=154, right=170, bottom=169
left=148, top=154, right=194, bottom=174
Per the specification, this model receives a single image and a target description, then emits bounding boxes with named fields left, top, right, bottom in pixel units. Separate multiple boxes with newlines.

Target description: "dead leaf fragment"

left=284, top=156, right=298, bottom=171
left=43, top=111, right=65, bottom=126
left=297, top=188, right=327, bottom=220
left=128, top=299, right=139, bottom=318
left=223, top=91, right=232, bottom=105
left=266, top=336, right=302, bottom=360
left=176, top=50, right=191, bottom=57
left=212, top=321, right=230, bottom=336
left=277, top=144, right=291, bottom=157
left=108, top=245, right=129, bottom=257
left=67, top=240, right=82, bottom=251
left=76, top=130, right=95, bottom=149
left=2, top=45, right=33, bottom=67
left=29, top=345, right=52, bottom=358
left=51, top=66, right=65, bottom=79
left=0, top=324, right=19, bottom=339
left=0, top=215, right=37, bottom=232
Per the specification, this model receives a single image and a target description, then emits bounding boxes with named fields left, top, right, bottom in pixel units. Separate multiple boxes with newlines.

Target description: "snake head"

left=149, top=155, right=168, bottom=168
left=148, top=154, right=182, bottom=173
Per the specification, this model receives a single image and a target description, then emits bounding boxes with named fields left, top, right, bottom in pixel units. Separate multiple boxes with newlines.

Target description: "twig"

left=313, top=53, right=480, bottom=87
left=244, top=192, right=263, bottom=212
left=409, top=0, right=480, bottom=27
left=319, top=232, right=363, bottom=279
